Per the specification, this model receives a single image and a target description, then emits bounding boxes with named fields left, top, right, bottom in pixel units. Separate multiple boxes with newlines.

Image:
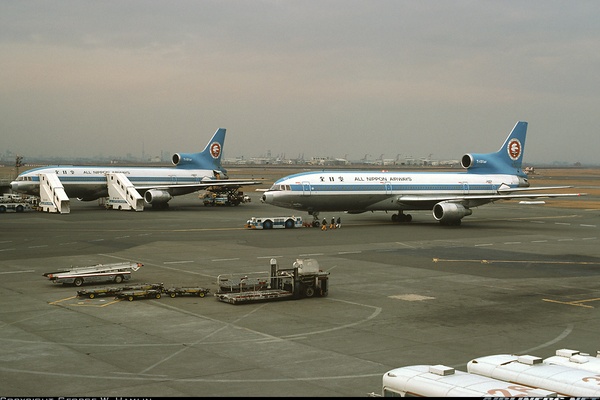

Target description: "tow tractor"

left=164, top=287, right=211, bottom=298
left=215, top=258, right=329, bottom=305
left=43, top=261, right=143, bottom=287
left=245, top=216, right=303, bottom=229
left=0, top=194, right=38, bottom=213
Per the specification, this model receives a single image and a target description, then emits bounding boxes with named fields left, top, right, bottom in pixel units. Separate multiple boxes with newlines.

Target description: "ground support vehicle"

left=164, top=287, right=210, bottom=298
left=43, top=261, right=143, bottom=287
left=378, top=364, right=555, bottom=397
left=76, top=282, right=163, bottom=298
left=115, top=289, right=162, bottom=301
left=77, top=286, right=123, bottom=299
left=245, top=216, right=303, bottom=229
left=215, top=258, right=329, bottom=305
left=467, top=354, right=600, bottom=396
left=201, top=188, right=249, bottom=206
left=0, top=202, right=33, bottom=213
left=0, top=194, right=38, bottom=213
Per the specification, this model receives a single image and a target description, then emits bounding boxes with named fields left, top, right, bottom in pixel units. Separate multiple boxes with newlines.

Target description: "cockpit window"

left=268, top=184, right=291, bottom=191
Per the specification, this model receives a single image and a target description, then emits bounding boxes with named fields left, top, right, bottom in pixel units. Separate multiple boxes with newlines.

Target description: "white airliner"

left=261, top=121, right=585, bottom=226
left=11, top=128, right=261, bottom=209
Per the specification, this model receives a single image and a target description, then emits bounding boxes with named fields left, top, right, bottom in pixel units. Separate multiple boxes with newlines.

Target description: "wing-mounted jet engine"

left=432, top=202, right=473, bottom=226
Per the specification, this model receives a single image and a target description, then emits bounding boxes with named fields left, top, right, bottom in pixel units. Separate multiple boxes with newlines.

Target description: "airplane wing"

left=496, top=185, right=576, bottom=193
left=396, top=191, right=586, bottom=204
left=135, top=179, right=264, bottom=191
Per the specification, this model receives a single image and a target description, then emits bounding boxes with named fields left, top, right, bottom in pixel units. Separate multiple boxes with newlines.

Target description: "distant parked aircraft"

left=11, top=128, right=261, bottom=210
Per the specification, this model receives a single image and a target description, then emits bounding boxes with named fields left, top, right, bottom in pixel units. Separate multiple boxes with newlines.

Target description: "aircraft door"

left=462, top=182, right=469, bottom=195
left=385, top=182, right=392, bottom=195
left=302, top=181, right=311, bottom=196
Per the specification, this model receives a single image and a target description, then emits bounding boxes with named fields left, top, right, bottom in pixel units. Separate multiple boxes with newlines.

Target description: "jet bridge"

left=106, top=173, right=144, bottom=211
left=38, top=173, right=70, bottom=214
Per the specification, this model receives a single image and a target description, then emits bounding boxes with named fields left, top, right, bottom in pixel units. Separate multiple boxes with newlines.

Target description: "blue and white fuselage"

left=262, top=121, right=583, bottom=225
left=11, top=128, right=260, bottom=207
left=12, top=165, right=227, bottom=200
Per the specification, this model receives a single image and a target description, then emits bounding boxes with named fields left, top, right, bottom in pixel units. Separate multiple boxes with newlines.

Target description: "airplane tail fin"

left=171, top=128, right=226, bottom=172
left=461, top=121, right=527, bottom=176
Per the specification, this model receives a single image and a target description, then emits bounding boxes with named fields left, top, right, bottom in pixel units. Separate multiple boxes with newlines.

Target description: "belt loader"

left=43, top=261, right=143, bottom=287
left=215, top=258, right=329, bottom=304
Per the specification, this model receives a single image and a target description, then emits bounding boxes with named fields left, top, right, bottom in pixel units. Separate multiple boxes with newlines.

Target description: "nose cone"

left=262, top=191, right=275, bottom=204
left=10, top=180, right=19, bottom=192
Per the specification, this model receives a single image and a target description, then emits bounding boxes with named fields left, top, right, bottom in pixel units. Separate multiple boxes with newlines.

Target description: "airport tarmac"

left=1, top=191, right=599, bottom=397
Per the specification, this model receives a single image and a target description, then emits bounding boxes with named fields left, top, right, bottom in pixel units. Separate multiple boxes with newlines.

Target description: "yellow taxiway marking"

left=432, top=258, right=600, bottom=309
left=542, top=298, right=600, bottom=309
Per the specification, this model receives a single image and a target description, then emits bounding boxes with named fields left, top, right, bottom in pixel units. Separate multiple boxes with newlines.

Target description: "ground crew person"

left=330, top=217, right=335, bottom=229
left=321, top=218, right=327, bottom=231
left=336, top=216, right=341, bottom=229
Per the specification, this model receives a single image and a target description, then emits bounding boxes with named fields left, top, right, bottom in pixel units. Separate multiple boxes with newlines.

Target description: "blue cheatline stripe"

left=290, top=183, right=511, bottom=192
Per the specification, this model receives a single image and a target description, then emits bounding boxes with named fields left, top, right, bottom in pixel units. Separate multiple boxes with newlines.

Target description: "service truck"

left=0, top=194, right=38, bottom=213
left=215, top=258, right=329, bottom=304
left=245, top=216, right=303, bottom=229
left=201, top=189, right=250, bottom=206
left=43, top=261, right=143, bottom=286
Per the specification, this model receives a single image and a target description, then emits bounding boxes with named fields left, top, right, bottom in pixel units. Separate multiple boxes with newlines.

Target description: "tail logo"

left=507, top=138, right=522, bottom=161
left=210, top=142, right=222, bottom=159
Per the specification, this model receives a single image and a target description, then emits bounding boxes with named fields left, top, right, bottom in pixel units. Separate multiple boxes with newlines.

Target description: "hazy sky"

left=1, top=1, right=599, bottom=165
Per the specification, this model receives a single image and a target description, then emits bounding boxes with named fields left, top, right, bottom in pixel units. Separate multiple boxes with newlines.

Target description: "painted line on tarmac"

left=164, top=260, right=195, bottom=264
left=0, top=366, right=383, bottom=382
left=519, top=324, right=575, bottom=354
left=0, top=269, right=35, bottom=274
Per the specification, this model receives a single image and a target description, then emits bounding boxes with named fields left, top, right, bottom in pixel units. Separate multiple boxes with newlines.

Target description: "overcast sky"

left=1, top=1, right=599, bottom=165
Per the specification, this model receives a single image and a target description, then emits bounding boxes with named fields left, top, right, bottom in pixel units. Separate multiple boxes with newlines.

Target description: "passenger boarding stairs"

left=106, top=173, right=144, bottom=211
left=39, top=173, right=70, bottom=214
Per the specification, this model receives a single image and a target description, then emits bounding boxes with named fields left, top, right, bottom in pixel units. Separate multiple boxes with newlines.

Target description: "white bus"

left=544, top=348, right=600, bottom=374
left=380, top=364, right=555, bottom=397
left=468, top=354, right=600, bottom=396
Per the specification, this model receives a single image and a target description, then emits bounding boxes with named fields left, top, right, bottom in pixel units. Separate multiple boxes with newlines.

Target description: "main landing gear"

left=391, top=212, right=412, bottom=223
left=309, top=211, right=321, bottom=227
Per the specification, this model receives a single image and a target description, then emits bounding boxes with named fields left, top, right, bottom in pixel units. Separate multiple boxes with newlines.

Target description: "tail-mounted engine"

left=433, top=202, right=472, bottom=225
left=461, top=151, right=522, bottom=175
left=172, top=153, right=195, bottom=167
left=461, top=152, right=499, bottom=172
